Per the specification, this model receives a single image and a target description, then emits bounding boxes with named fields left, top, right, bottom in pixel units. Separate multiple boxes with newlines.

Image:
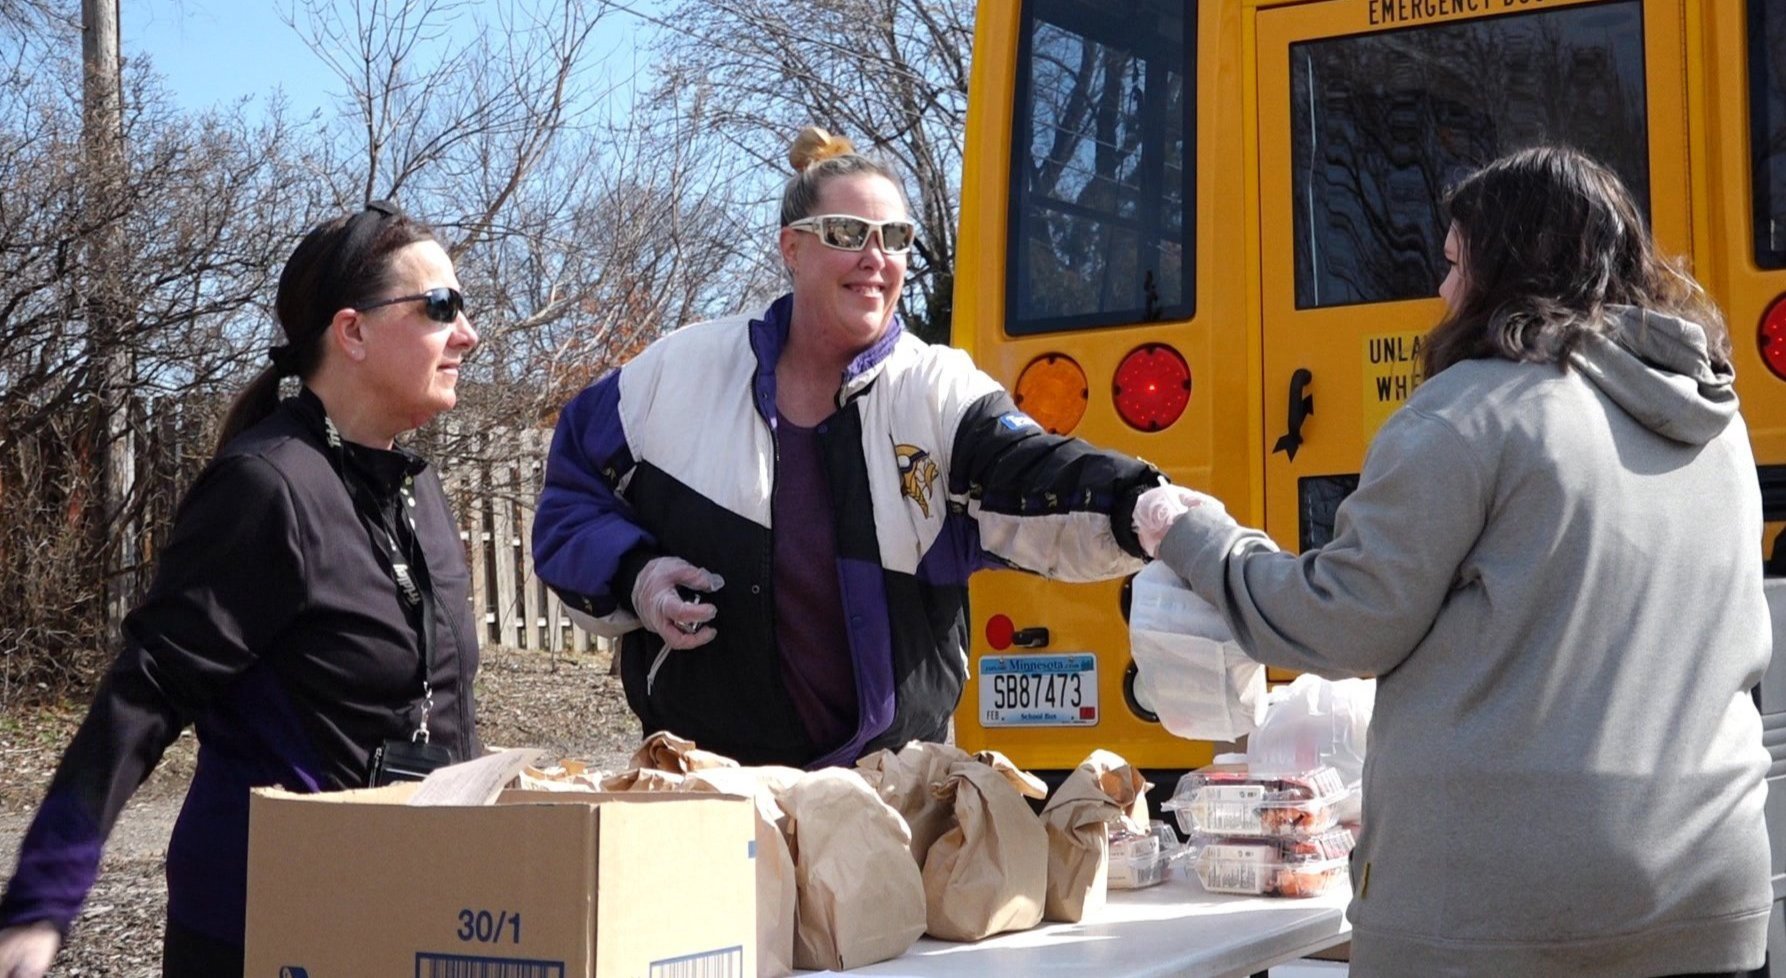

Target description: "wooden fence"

left=443, top=427, right=612, bottom=655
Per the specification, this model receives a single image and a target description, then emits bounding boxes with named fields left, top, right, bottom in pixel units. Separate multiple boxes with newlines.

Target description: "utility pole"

left=82, top=0, right=134, bottom=634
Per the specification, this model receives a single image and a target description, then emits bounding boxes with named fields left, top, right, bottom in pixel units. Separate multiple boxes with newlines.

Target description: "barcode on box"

left=648, top=946, right=745, bottom=978
left=415, top=952, right=565, bottom=978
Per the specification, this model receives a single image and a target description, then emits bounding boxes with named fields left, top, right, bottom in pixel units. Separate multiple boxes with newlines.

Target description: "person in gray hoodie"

left=1136, top=147, right=1771, bottom=978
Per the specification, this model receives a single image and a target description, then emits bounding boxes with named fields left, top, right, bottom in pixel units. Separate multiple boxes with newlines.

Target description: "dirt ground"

left=0, top=644, right=640, bottom=976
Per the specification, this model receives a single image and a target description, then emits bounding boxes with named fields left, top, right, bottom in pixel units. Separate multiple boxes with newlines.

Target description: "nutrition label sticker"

left=1200, top=845, right=1271, bottom=895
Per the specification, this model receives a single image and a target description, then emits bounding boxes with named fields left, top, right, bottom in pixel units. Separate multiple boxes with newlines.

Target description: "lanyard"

left=320, top=414, right=441, bottom=744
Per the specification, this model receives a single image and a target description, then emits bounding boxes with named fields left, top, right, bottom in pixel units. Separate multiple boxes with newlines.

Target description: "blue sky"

left=121, top=1, right=661, bottom=120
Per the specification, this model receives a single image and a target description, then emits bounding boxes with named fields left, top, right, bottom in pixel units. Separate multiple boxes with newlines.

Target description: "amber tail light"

left=1013, top=354, right=1089, bottom=434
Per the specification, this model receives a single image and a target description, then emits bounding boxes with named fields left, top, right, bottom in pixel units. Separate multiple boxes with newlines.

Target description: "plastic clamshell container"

left=1162, top=765, right=1349, bottom=839
left=1191, top=827, right=1356, bottom=862
left=1192, top=837, right=1350, bottom=898
left=1107, top=820, right=1176, bottom=890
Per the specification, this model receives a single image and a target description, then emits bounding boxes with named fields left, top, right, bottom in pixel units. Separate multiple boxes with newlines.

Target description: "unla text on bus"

left=948, top=0, right=1786, bottom=953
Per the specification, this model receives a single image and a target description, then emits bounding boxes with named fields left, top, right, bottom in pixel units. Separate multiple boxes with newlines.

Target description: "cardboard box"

left=245, top=783, right=757, bottom=977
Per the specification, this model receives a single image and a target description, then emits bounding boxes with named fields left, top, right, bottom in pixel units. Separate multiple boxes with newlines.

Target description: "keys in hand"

left=632, top=556, right=725, bottom=649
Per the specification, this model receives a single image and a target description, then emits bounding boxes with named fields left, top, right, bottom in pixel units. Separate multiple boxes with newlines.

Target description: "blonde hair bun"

left=789, top=126, right=856, bottom=173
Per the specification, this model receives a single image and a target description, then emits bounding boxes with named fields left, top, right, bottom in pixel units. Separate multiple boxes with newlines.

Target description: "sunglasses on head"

left=358, top=287, right=465, bottom=324
left=788, top=214, right=916, bottom=254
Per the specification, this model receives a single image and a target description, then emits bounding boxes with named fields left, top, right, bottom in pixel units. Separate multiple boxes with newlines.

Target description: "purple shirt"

left=772, top=419, right=858, bottom=755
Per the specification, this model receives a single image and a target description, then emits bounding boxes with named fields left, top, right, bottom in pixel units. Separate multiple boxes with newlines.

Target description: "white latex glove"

left=631, top=556, right=725, bottom=650
left=1133, top=484, right=1226, bottom=558
left=0, top=922, right=60, bottom=978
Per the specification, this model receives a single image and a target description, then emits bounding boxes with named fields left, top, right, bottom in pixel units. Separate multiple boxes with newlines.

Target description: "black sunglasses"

left=357, top=287, right=465, bottom=324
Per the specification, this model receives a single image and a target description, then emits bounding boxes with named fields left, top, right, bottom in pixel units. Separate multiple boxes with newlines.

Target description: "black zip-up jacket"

left=0, top=389, right=480, bottom=948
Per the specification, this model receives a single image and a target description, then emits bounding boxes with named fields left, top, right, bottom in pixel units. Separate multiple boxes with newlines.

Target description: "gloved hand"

left=631, top=556, right=725, bottom=650
left=1133, top=484, right=1226, bottom=558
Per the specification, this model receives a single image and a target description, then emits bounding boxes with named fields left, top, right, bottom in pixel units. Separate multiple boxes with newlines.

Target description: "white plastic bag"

left=1127, top=562, right=1267, bottom=742
left=1246, top=674, right=1375, bottom=821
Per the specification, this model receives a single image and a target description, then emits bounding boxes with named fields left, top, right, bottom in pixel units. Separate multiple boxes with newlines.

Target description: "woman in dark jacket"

left=0, top=202, right=483, bottom=976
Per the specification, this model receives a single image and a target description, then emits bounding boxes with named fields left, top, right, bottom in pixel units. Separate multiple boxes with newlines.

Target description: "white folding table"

left=806, top=874, right=1351, bottom=978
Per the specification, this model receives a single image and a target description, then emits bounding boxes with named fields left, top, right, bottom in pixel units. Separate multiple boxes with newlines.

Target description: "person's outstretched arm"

left=0, top=455, right=304, bottom=948
left=942, top=356, right=1160, bottom=580
left=1151, top=406, right=1488, bottom=678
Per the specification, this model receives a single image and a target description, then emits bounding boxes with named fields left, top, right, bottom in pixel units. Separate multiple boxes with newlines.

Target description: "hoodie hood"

left=1567, top=305, right=1737, bottom=446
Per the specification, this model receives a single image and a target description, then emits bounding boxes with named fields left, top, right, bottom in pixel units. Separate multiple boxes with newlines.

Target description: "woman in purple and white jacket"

left=534, top=126, right=1161, bottom=770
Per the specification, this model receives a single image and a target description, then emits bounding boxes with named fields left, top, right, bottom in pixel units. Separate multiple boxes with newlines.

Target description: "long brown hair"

left=214, top=203, right=434, bottom=455
left=1423, top=146, right=1727, bottom=378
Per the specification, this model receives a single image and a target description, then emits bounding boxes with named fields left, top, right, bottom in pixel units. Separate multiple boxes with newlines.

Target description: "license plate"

left=978, top=654, right=1099, bottom=727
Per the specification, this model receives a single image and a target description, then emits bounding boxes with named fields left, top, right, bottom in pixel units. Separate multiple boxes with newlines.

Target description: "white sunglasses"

left=787, top=214, right=916, bottom=254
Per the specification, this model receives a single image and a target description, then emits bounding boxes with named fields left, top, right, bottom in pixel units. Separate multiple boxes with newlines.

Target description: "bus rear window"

left=1755, top=0, right=1786, bottom=270
left=1290, top=2, right=1650, bottom=309
left=1007, top=0, right=1194, bottom=335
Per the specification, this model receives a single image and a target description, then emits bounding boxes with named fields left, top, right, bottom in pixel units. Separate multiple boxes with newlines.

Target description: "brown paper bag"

left=1039, top=749, right=1149, bottom=922
left=683, top=765, right=803, bottom=797
left=629, top=730, right=740, bottom=773
left=517, top=759, right=606, bottom=792
left=680, top=766, right=805, bottom=978
left=777, top=768, right=927, bottom=970
left=973, top=749, right=1049, bottom=799
left=920, top=760, right=1048, bottom=941
left=855, top=741, right=973, bottom=863
left=598, top=768, right=685, bottom=792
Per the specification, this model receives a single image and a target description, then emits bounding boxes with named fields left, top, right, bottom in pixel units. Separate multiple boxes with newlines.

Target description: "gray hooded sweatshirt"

left=1158, top=306, right=1771, bottom=977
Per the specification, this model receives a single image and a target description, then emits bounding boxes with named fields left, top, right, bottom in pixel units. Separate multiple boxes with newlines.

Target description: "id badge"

left=368, top=737, right=455, bottom=786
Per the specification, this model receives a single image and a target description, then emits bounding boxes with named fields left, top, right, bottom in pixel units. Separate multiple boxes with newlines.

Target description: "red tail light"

left=985, top=614, right=1015, bottom=651
left=1113, top=344, right=1191, bottom=431
left=1762, top=294, right=1786, bottom=380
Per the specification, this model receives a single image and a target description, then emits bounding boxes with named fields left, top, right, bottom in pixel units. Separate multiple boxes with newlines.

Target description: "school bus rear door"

left=1254, top=0, right=1691, bottom=573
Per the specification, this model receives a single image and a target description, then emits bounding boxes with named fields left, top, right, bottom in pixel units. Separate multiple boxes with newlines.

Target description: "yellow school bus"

left=952, top=0, right=1786, bottom=856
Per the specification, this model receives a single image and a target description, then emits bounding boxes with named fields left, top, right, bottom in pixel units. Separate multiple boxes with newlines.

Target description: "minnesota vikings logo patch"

left=894, top=443, right=940, bottom=519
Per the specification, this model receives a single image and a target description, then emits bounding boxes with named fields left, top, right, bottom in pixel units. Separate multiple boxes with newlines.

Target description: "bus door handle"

left=1273, top=368, right=1314, bottom=461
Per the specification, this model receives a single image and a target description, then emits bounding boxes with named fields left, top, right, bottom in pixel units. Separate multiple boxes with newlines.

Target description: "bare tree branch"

left=650, top=0, right=974, bottom=342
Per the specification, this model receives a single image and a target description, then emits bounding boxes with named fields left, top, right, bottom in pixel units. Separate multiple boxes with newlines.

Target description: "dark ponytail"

left=214, top=366, right=286, bottom=456
left=213, top=202, right=435, bottom=456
